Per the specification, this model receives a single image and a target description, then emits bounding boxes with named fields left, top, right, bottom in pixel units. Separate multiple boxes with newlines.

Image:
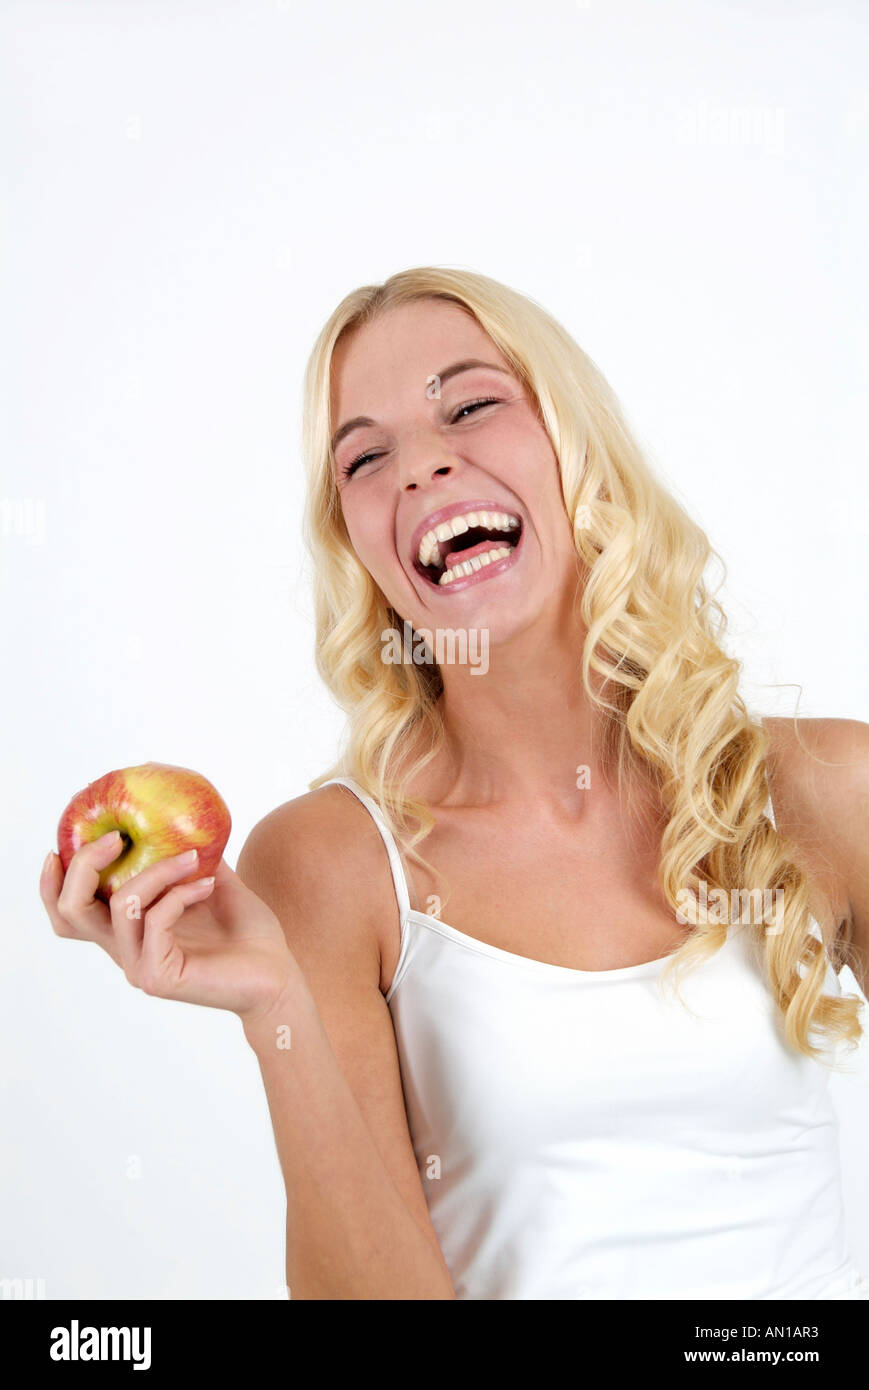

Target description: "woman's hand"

left=39, top=831, right=297, bottom=1026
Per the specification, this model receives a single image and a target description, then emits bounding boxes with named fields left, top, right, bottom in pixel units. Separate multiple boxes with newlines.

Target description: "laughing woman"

left=42, top=266, right=869, bottom=1300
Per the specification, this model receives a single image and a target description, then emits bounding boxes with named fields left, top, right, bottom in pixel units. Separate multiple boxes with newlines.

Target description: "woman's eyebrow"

left=330, top=359, right=512, bottom=454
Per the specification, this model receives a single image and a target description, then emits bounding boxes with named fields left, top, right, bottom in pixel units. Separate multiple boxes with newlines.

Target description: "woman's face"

left=329, top=298, right=581, bottom=645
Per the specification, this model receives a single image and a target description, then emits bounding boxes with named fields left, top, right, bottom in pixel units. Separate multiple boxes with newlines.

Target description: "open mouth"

left=412, top=507, right=523, bottom=589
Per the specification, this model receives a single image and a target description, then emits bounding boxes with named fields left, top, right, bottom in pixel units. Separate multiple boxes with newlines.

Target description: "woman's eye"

left=341, top=451, right=381, bottom=479
left=340, top=399, right=500, bottom=480
left=450, top=396, right=500, bottom=422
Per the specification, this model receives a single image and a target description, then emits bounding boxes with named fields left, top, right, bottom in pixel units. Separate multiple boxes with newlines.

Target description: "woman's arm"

left=236, top=790, right=457, bottom=1300
left=763, top=715, right=869, bottom=995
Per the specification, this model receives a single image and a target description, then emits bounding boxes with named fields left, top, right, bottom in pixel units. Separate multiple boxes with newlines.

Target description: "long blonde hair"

left=301, top=265, right=863, bottom=1065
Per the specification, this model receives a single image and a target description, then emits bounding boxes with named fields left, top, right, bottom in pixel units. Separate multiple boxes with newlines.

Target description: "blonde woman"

left=41, top=267, right=869, bottom=1301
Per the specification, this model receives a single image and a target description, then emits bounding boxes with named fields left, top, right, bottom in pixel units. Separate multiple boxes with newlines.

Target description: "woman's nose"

left=398, top=440, right=455, bottom=491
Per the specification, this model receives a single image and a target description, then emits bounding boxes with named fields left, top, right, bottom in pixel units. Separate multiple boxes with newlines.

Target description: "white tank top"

left=324, top=776, right=868, bottom=1300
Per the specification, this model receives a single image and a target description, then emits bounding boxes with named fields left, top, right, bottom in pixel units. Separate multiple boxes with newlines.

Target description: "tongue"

left=445, top=539, right=508, bottom=570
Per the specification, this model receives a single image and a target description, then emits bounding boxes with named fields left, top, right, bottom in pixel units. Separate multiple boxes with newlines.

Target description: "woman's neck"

left=424, top=607, right=620, bottom=813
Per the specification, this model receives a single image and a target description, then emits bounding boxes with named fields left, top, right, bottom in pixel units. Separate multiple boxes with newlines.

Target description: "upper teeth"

left=417, top=510, right=520, bottom=568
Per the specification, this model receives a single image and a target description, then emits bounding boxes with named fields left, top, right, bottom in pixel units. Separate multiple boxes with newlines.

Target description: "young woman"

left=41, top=267, right=869, bottom=1301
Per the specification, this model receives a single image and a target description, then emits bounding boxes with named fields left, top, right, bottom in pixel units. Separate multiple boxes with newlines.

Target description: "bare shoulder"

left=762, top=715, right=869, bottom=826
left=235, top=783, right=400, bottom=995
left=761, top=716, right=869, bottom=961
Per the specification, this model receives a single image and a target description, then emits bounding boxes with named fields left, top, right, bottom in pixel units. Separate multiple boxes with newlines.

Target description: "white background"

left=2, top=0, right=867, bottom=1298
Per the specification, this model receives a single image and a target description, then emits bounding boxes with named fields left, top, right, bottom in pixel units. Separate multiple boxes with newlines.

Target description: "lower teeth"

left=438, top=545, right=513, bottom=584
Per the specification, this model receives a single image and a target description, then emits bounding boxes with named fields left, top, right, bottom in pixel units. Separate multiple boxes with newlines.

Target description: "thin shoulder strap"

left=321, top=776, right=412, bottom=923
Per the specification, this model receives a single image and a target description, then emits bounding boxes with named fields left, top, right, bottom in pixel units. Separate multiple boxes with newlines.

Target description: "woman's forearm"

left=242, top=974, right=456, bottom=1300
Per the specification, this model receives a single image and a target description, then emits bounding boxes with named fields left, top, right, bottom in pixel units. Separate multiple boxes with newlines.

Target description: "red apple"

left=56, top=762, right=232, bottom=903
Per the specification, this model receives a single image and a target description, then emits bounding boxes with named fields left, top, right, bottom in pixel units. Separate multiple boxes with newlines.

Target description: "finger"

left=137, top=876, right=216, bottom=997
left=211, top=857, right=247, bottom=900
left=212, top=857, right=233, bottom=883
left=191, top=855, right=252, bottom=923
left=109, top=847, right=204, bottom=977
left=48, top=832, right=120, bottom=937
left=40, top=843, right=123, bottom=964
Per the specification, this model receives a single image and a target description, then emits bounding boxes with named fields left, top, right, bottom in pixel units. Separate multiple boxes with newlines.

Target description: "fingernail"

left=178, top=848, right=198, bottom=863
left=102, top=830, right=122, bottom=845
left=42, top=850, right=55, bottom=877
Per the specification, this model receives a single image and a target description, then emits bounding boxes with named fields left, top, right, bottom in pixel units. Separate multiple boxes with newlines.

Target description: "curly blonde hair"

left=301, top=265, right=863, bottom=1066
